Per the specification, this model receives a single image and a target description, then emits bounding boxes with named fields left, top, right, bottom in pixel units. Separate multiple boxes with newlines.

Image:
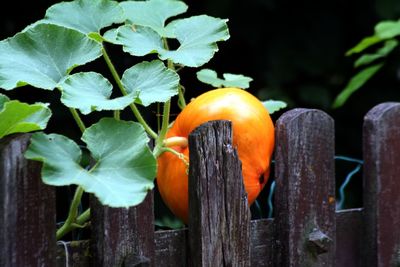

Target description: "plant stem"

left=56, top=186, right=85, bottom=240
left=177, top=85, right=186, bottom=109
left=76, top=208, right=90, bottom=225
left=163, top=136, right=188, bottom=148
left=114, top=110, right=120, bottom=120
left=153, top=99, right=171, bottom=157
left=69, top=108, right=86, bottom=133
left=157, top=103, right=161, bottom=133
left=159, top=147, right=189, bottom=171
left=101, top=46, right=157, bottom=139
left=163, top=38, right=186, bottom=109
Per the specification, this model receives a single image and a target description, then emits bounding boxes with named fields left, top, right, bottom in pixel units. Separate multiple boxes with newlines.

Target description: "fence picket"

left=274, top=109, right=336, bottom=266
left=91, top=191, right=155, bottom=266
left=188, top=120, right=251, bottom=267
left=0, top=133, right=56, bottom=266
left=336, top=208, right=363, bottom=267
left=363, top=102, right=400, bottom=267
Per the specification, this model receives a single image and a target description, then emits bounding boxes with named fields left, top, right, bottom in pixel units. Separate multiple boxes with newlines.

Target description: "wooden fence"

left=1, top=102, right=400, bottom=267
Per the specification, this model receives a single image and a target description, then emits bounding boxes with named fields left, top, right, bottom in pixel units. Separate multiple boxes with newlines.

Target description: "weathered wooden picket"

left=1, top=102, right=400, bottom=267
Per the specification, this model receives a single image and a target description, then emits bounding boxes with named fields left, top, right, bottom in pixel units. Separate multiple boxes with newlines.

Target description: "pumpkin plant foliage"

left=333, top=18, right=400, bottom=108
left=0, top=0, right=284, bottom=239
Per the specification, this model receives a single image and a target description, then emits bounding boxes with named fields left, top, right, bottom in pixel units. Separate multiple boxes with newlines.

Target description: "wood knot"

left=307, top=228, right=332, bottom=255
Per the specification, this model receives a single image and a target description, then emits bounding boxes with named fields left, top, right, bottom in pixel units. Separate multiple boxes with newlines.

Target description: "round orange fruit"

left=156, top=88, right=275, bottom=223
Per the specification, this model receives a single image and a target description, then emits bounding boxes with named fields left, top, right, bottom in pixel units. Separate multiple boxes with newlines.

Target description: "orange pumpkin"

left=156, top=88, right=275, bottom=223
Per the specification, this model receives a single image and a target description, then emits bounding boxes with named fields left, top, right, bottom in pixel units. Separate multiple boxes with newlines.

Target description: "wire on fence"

left=265, top=156, right=363, bottom=218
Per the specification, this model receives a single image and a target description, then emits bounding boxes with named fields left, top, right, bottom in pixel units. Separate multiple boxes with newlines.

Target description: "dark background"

left=1, top=0, right=400, bottom=227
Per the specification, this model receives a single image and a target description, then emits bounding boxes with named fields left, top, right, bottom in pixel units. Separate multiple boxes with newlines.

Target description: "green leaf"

left=196, top=69, right=253, bottom=89
left=120, top=0, right=188, bottom=37
left=103, top=28, right=120, bottom=44
left=333, top=64, right=383, bottom=108
left=115, top=25, right=164, bottom=55
left=346, top=20, right=400, bottom=55
left=25, top=118, right=157, bottom=208
left=121, top=60, right=179, bottom=106
left=0, top=23, right=102, bottom=90
left=375, top=20, right=400, bottom=39
left=116, top=15, right=230, bottom=67
left=0, top=100, right=51, bottom=138
left=262, top=100, right=287, bottom=114
left=161, top=15, right=230, bottom=67
left=41, top=0, right=124, bottom=35
left=354, top=39, right=398, bottom=67
left=0, top=93, right=10, bottom=110
left=346, top=36, right=382, bottom=56
left=59, top=72, right=136, bottom=115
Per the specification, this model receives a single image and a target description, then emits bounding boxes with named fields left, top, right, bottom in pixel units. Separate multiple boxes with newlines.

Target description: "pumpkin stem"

left=163, top=136, right=188, bottom=148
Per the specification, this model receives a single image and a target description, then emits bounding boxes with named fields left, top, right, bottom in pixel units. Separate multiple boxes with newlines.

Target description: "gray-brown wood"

left=363, top=102, right=400, bottom=267
left=0, top=133, right=56, bottom=267
left=274, top=109, right=336, bottom=266
left=57, top=209, right=369, bottom=267
left=336, top=208, right=363, bottom=267
left=90, top=190, right=155, bottom=267
left=188, top=120, right=251, bottom=267
left=57, top=240, right=91, bottom=267
left=155, top=228, right=187, bottom=267
left=250, top=219, right=274, bottom=266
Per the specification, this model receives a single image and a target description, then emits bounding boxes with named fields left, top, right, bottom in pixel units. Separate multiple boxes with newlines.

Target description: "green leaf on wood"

left=41, top=0, right=124, bottom=35
left=0, top=23, right=102, bottom=90
left=196, top=69, right=253, bottom=89
left=354, top=39, right=398, bottom=67
left=262, top=100, right=287, bottom=114
left=0, top=100, right=51, bottom=138
left=120, top=0, right=188, bottom=37
left=25, top=118, right=157, bottom=208
left=121, top=60, right=179, bottom=106
left=333, top=64, right=383, bottom=108
left=59, top=72, right=136, bottom=114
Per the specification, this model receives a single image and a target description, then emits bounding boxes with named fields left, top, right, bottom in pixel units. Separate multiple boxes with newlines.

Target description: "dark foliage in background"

left=1, top=0, right=400, bottom=225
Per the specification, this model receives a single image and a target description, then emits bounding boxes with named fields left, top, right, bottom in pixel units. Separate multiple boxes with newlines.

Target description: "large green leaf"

left=121, top=60, right=179, bottom=106
left=25, top=118, right=157, bottom=208
left=333, top=64, right=383, bottom=108
left=115, top=15, right=230, bottom=67
left=120, top=0, right=188, bottom=37
left=161, top=15, right=230, bottom=67
left=354, top=39, right=398, bottom=68
left=0, top=100, right=51, bottom=138
left=0, top=23, right=102, bottom=90
left=196, top=69, right=253, bottom=89
left=41, top=0, right=124, bottom=35
left=115, top=25, right=164, bottom=55
left=59, top=72, right=136, bottom=114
